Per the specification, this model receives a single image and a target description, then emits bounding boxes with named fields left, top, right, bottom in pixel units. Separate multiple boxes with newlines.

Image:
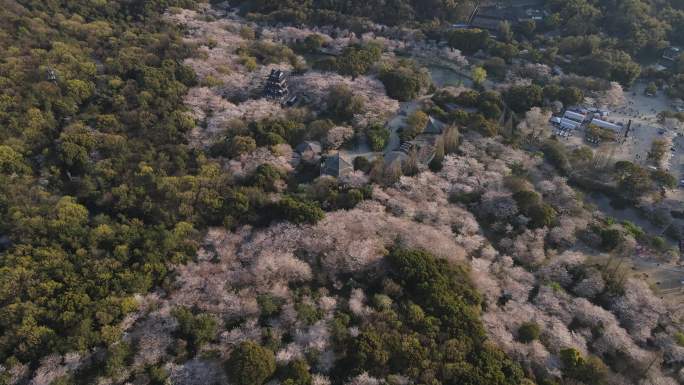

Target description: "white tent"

left=590, top=118, right=621, bottom=132
left=563, top=110, right=586, bottom=122
left=560, top=118, right=580, bottom=130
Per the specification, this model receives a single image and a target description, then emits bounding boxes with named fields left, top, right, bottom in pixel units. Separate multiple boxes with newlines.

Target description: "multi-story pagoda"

left=264, top=69, right=289, bottom=100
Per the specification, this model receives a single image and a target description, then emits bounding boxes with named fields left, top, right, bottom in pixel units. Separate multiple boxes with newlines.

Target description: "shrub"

left=542, top=140, right=570, bottom=175
left=527, top=203, right=557, bottom=228
left=104, top=342, right=132, bottom=377
left=402, top=110, right=429, bottom=140
left=598, top=227, right=623, bottom=251
left=172, top=307, right=218, bottom=353
left=504, top=84, right=543, bottom=113
left=651, top=169, right=677, bottom=189
left=651, top=236, right=667, bottom=251
left=484, top=57, right=507, bottom=79
left=250, top=163, right=284, bottom=192
left=621, top=220, right=644, bottom=240
left=275, top=196, right=325, bottom=224
left=339, top=189, right=364, bottom=209
left=449, top=191, right=482, bottom=205
left=366, top=124, right=390, bottom=151
left=674, top=332, right=684, bottom=347
left=281, top=358, right=312, bottom=385
left=447, top=29, right=490, bottom=54
left=229, top=135, right=257, bottom=157
left=257, top=294, right=284, bottom=319
left=429, top=156, right=443, bottom=172
left=517, top=322, right=541, bottom=343
left=326, top=84, right=365, bottom=122
left=295, top=302, right=323, bottom=325
left=303, top=34, right=325, bottom=52
left=560, top=348, right=608, bottom=385
left=148, top=365, right=170, bottom=385
left=353, top=156, right=371, bottom=172
left=336, top=43, right=382, bottom=78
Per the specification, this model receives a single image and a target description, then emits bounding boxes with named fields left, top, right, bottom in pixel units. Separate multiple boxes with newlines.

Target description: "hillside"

left=1, top=1, right=684, bottom=385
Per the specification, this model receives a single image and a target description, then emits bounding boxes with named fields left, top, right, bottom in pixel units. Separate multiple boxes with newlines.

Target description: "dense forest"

left=0, top=0, right=204, bottom=365
left=0, top=0, right=502, bottom=373
left=237, top=0, right=684, bottom=89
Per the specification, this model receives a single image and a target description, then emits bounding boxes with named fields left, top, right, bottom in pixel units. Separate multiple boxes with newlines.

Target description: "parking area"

left=549, top=82, right=683, bottom=191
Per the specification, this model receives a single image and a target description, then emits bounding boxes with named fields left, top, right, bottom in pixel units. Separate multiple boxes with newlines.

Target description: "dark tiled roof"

left=423, top=116, right=446, bottom=135
left=296, top=141, right=322, bottom=154
left=322, top=154, right=352, bottom=177
left=384, top=151, right=409, bottom=166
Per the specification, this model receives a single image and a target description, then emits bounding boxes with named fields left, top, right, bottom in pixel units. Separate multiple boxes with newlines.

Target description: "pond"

left=426, top=65, right=472, bottom=88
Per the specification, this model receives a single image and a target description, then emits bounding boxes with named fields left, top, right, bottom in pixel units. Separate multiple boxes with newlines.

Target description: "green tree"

left=366, top=124, right=390, bottom=151
left=471, top=66, right=487, bottom=86
left=560, top=87, right=584, bottom=106
left=560, top=348, right=607, bottom=385
left=257, top=294, right=284, bottom=320
left=651, top=170, right=677, bottom=189
left=0, top=145, right=30, bottom=174
left=275, top=196, right=325, bottom=224
left=613, top=161, right=653, bottom=197
left=518, top=19, right=536, bottom=38
left=303, top=34, right=325, bottom=52
left=226, top=341, right=276, bottom=385
left=505, top=85, right=543, bottom=113
left=229, top=136, right=257, bottom=157
left=513, top=190, right=557, bottom=228
left=647, top=139, right=668, bottom=163
left=498, top=21, right=513, bottom=43
left=282, top=359, right=312, bottom=385
left=250, top=163, right=284, bottom=192
left=240, top=26, right=256, bottom=39
left=447, top=29, right=490, bottom=54
left=379, top=65, right=427, bottom=101
left=353, top=156, right=371, bottom=172
left=483, top=57, right=507, bottom=80
left=402, top=110, right=429, bottom=140
left=105, top=342, right=132, bottom=377
left=326, top=84, right=365, bottom=122
left=336, top=44, right=382, bottom=78
left=598, top=227, right=623, bottom=251
left=674, top=332, right=684, bottom=347
left=542, top=140, right=571, bottom=175
left=172, top=307, right=218, bottom=353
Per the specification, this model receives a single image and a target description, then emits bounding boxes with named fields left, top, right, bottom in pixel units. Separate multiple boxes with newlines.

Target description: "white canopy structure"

left=563, top=110, right=586, bottom=122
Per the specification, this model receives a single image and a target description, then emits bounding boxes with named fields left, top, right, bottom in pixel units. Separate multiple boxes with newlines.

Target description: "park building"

left=589, top=118, right=622, bottom=132
left=423, top=116, right=446, bottom=135
left=295, top=141, right=322, bottom=164
left=662, top=47, right=681, bottom=62
left=563, top=110, right=587, bottom=123
left=321, top=154, right=353, bottom=177
left=559, top=118, right=580, bottom=131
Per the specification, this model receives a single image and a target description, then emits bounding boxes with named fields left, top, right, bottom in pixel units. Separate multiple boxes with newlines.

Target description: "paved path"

left=338, top=100, right=422, bottom=162
left=385, top=100, right=420, bottom=154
